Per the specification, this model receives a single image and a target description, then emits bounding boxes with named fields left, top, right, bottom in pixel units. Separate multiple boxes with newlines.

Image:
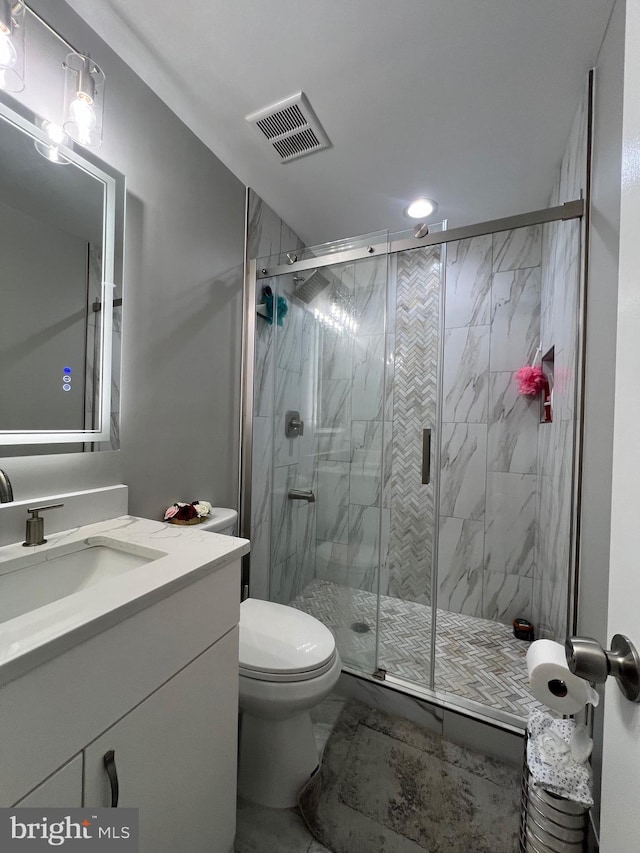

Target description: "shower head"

left=292, top=268, right=333, bottom=304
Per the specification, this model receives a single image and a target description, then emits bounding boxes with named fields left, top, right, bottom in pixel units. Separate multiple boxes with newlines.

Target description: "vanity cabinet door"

left=84, top=628, right=238, bottom=853
left=14, top=755, right=83, bottom=807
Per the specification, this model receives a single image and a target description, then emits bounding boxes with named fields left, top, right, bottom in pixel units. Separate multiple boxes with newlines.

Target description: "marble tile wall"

left=532, top=95, right=586, bottom=640
left=438, top=95, right=585, bottom=634
left=247, top=189, right=316, bottom=603
left=437, top=227, right=542, bottom=626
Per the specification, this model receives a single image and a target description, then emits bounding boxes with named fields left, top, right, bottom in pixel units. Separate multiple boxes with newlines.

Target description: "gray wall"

left=0, top=0, right=245, bottom=517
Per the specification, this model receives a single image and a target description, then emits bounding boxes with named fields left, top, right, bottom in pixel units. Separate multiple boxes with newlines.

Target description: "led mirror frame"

left=0, top=94, right=124, bottom=446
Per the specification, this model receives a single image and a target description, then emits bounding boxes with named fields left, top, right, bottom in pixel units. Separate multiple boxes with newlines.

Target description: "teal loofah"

left=276, top=295, right=288, bottom=327
left=258, top=286, right=288, bottom=327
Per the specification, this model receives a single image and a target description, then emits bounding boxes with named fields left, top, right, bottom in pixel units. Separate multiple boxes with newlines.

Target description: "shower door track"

left=255, top=199, right=584, bottom=279
left=343, top=665, right=526, bottom=734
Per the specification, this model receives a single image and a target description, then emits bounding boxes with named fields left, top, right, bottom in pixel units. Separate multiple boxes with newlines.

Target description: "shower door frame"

left=240, top=197, right=586, bottom=729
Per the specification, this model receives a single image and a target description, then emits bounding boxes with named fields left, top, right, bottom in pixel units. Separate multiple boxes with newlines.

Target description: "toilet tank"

left=198, top=507, right=238, bottom=536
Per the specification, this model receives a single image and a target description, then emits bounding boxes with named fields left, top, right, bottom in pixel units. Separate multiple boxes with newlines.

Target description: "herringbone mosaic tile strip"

left=292, top=579, right=540, bottom=720
left=388, top=247, right=441, bottom=605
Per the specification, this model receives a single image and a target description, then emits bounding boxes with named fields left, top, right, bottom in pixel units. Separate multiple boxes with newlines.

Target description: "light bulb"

left=69, top=95, right=96, bottom=145
left=405, top=197, right=437, bottom=220
left=0, top=32, right=16, bottom=70
left=45, top=122, right=66, bottom=145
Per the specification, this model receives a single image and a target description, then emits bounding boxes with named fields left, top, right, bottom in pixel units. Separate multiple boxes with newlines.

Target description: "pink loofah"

left=515, top=365, right=546, bottom=396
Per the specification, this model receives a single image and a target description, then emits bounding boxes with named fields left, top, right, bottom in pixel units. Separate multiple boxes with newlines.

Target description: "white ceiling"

left=65, top=0, right=615, bottom=246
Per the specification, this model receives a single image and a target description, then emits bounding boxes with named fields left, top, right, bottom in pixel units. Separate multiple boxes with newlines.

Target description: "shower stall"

left=241, top=187, right=584, bottom=729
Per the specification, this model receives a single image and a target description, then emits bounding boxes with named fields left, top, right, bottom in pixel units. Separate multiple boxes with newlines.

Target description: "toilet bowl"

left=198, top=510, right=341, bottom=809
left=238, top=598, right=341, bottom=808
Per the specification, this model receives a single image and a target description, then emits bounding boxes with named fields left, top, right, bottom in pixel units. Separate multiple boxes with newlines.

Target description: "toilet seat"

left=239, top=598, right=337, bottom=682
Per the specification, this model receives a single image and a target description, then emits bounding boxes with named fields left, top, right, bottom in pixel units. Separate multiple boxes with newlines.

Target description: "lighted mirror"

left=0, top=94, right=124, bottom=454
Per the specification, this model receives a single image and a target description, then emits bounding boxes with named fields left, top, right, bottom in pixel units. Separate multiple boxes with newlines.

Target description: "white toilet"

left=199, top=509, right=342, bottom=809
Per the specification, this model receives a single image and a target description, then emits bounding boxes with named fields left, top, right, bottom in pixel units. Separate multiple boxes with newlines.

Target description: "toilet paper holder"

left=565, top=634, right=640, bottom=702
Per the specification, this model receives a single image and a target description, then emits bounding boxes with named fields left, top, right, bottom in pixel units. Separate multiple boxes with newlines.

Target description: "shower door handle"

left=422, top=429, right=431, bottom=485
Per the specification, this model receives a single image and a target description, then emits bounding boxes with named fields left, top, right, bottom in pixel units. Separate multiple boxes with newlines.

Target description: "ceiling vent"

left=246, top=92, right=331, bottom=163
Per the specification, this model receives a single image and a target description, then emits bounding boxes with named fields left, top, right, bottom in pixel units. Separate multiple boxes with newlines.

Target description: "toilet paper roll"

left=527, top=640, right=599, bottom=714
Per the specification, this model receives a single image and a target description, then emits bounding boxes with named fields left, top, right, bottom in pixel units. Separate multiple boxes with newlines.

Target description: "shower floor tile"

left=291, top=579, right=541, bottom=720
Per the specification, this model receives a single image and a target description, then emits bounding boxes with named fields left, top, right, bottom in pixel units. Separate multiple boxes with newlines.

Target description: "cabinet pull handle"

left=103, top=750, right=119, bottom=807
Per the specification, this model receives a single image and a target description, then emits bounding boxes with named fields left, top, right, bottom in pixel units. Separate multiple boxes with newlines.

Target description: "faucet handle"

left=27, top=504, right=64, bottom=517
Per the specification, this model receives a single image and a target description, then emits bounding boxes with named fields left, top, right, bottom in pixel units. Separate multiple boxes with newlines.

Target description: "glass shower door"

left=265, top=247, right=389, bottom=675
left=375, top=245, right=443, bottom=687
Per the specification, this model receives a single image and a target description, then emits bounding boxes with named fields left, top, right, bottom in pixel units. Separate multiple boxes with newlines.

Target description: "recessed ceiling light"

left=405, top=197, right=438, bottom=219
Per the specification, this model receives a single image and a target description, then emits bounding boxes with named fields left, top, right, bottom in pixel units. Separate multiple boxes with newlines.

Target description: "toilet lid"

left=239, top=598, right=336, bottom=677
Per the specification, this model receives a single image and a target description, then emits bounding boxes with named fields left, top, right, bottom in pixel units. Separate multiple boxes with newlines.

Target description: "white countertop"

left=0, top=515, right=250, bottom=686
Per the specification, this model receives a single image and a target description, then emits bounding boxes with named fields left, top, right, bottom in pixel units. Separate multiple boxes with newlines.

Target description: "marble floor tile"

left=311, top=694, right=347, bottom=757
left=234, top=799, right=331, bottom=853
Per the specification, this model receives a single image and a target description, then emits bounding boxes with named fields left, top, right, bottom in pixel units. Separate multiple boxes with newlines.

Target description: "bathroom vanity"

left=0, top=515, right=249, bottom=853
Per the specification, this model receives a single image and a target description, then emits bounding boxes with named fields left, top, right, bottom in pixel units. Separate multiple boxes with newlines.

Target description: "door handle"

left=421, top=429, right=431, bottom=485
left=565, top=635, right=640, bottom=702
left=103, top=750, right=119, bottom=807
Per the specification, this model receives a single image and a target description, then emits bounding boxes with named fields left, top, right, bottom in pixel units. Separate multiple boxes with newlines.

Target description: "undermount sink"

left=0, top=537, right=166, bottom=626
left=0, top=515, right=249, bottom=691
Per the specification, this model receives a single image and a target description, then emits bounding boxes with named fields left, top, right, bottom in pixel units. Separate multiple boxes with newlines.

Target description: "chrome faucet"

left=0, top=469, right=13, bottom=503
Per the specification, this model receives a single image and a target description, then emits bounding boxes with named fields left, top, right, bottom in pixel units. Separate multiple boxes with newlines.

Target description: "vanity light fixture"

left=404, top=197, right=438, bottom=220
left=34, top=119, right=70, bottom=164
left=63, top=52, right=104, bottom=148
left=0, top=0, right=25, bottom=93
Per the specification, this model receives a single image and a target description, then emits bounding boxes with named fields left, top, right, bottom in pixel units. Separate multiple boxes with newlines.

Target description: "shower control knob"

left=565, top=634, right=640, bottom=702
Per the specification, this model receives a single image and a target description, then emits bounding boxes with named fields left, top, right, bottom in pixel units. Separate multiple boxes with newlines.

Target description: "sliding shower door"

left=246, top=206, right=582, bottom=727
left=256, top=242, right=390, bottom=675
left=374, top=246, right=443, bottom=686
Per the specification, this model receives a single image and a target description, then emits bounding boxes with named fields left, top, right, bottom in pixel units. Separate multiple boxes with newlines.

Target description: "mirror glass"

left=0, top=96, right=124, bottom=454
